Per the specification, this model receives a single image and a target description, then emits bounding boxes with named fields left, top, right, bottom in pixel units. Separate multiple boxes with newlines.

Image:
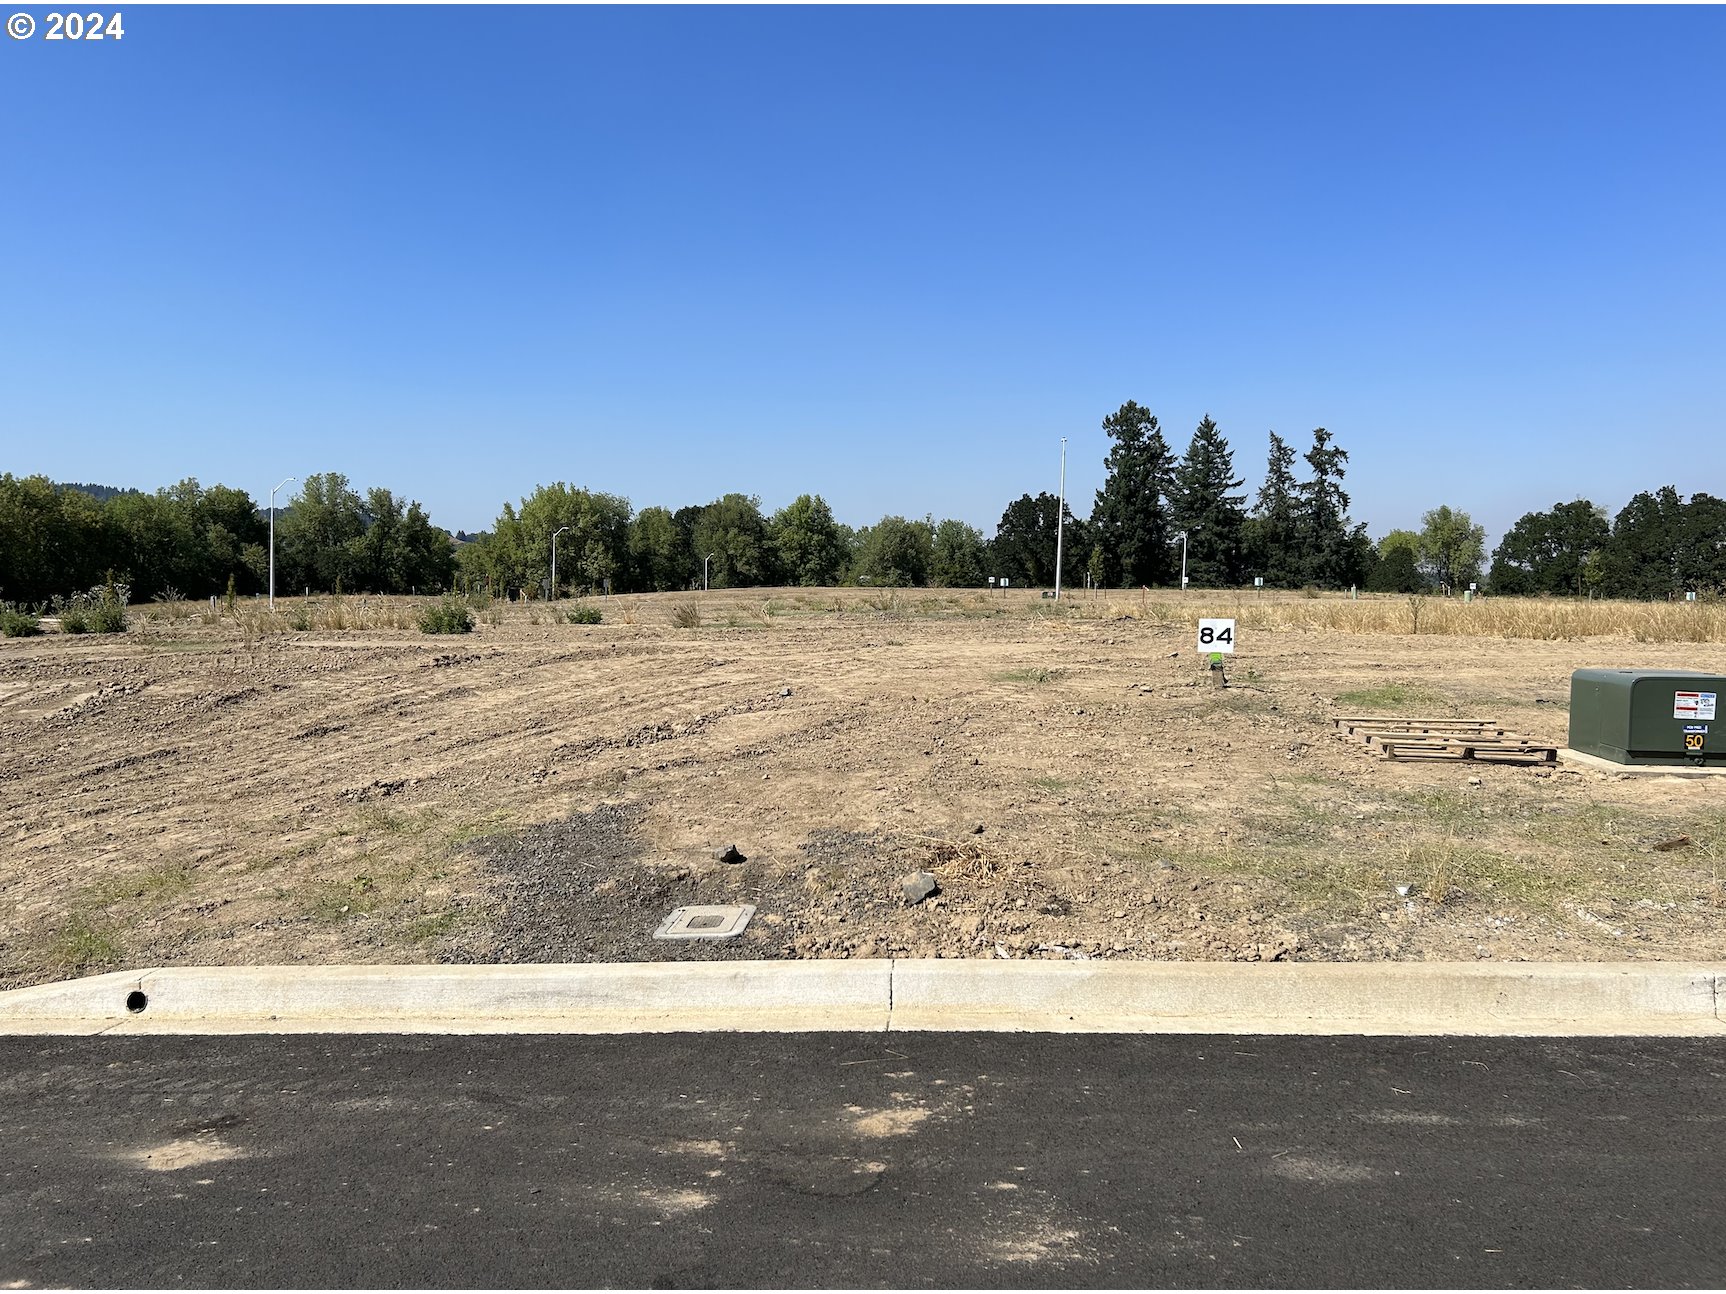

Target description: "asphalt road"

left=2, top=1033, right=1722, bottom=1289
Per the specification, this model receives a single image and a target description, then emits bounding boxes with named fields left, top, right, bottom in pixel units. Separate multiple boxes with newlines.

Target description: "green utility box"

left=1568, top=669, right=1726, bottom=766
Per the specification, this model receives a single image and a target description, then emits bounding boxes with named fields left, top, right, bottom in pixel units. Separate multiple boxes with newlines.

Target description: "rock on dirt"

left=715, top=844, right=746, bottom=864
left=901, top=871, right=939, bottom=904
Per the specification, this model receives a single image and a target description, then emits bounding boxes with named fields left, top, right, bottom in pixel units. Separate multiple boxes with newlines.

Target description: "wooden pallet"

left=1335, top=717, right=1509, bottom=744
left=1333, top=715, right=1555, bottom=764
left=1374, top=736, right=1558, bottom=765
left=1334, top=715, right=1503, bottom=735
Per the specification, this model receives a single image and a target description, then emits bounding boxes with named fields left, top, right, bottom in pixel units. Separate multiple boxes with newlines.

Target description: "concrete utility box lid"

left=1568, top=669, right=1726, bottom=767
left=653, top=905, right=756, bottom=941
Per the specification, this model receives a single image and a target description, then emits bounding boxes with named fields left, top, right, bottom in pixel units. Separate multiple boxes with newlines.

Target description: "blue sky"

left=3, top=6, right=1722, bottom=546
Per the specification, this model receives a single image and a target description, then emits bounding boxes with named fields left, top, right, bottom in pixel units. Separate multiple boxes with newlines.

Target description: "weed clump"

left=51, top=913, right=122, bottom=974
left=54, top=580, right=129, bottom=634
left=419, top=597, right=476, bottom=635
left=1334, top=682, right=1449, bottom=712
left=0, top=605, right=42, bottom=637
left=566, top=603, right=603, bottom=625
left=670, top=601, right=702, bottom=629
left=996, top=666, right=1068, bottom=685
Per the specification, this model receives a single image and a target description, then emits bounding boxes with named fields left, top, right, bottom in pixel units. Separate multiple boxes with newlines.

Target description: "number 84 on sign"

left=1196, top=618, right=1236, bottom=653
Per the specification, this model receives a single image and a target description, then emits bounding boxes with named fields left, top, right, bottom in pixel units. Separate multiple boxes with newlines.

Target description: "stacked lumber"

left=1332, top=715, right=1557, bottom=765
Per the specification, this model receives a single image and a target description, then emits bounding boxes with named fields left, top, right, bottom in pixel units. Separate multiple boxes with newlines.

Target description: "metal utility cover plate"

left=654, top=904, right=756, bottom=941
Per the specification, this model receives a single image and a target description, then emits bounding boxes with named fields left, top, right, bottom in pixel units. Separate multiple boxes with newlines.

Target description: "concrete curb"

left=887, top=961, right=1725, bottom=1035
left=0, top=961, right=1721, bottom=1037
left=0, top=963, right=892, bottom=1036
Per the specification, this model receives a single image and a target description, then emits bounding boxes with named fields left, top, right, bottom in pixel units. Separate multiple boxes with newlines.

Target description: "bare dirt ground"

left=2, top=588, right=1724, bottom=989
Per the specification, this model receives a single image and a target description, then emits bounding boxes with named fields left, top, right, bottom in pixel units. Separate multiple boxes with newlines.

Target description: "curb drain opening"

left=125, top=990, right=148, bottom=1014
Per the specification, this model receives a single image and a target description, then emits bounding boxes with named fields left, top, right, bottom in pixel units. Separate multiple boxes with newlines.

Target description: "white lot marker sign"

left=1197, top=618, right=1236, bottom=654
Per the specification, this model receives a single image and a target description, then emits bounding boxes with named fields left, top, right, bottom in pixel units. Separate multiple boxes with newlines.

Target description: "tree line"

left=3, top=403, right=1720, bottom=604
left=451, top=488, right=997, bottom=596
left=451, top=401, right=1380, bottom=597
left=1368, top=490, right=1726, bottom=600
left=0, top=472, right=453, bottom=604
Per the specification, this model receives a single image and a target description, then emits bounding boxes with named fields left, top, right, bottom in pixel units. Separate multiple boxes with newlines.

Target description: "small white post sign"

left=1196, top=618, right=1236, bottom=653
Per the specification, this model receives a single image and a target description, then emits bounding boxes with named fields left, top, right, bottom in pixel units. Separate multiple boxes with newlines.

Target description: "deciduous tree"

left=691, top=493, right=773, bottom=588
left=854, top=515, right=934, bottom=587
left=1487, top=500, right=1608, bottom=596
left=768, top=494, right=845, bottom=587
left=928, top=519, right=988, bottom=588
left=990, top=492, right=1084, bottom=588
left=628, top=506, right=690, bottom=592
left=1416, top=505, right=1487, bottom=592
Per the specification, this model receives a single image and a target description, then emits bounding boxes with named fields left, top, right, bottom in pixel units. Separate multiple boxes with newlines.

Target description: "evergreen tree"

left=1244, top=431, right=1301, bottom=588
left=1091, top=400, right=1174, bottom=587
left=1293, top=428, right=1368, bottom=588
left=1169, top=414, right=1246, bottom=587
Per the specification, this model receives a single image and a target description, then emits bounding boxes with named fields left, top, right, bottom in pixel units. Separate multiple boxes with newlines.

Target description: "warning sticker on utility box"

left=1674, top=691, right=1718, bottom=721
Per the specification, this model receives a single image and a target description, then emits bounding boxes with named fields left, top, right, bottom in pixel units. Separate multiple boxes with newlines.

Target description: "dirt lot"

left=2, top=588, right=1724, bottom=989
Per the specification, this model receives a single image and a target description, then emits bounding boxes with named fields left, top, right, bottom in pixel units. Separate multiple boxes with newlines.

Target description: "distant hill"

left=57, top=482, right=142, bottom=502
left=454, top=530, right=490, bottom=544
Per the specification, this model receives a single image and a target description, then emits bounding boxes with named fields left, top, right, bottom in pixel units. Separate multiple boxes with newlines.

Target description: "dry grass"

left=112, top=585, right=1726, bottom=647
left=224, top=596, right=419, bottom=635
left=923, top=837, right=1003, bottom=883
left=1083, top=591, right=1726, bottom=642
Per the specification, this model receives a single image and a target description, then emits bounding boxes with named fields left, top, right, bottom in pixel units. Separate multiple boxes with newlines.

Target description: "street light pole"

left=1054, top=437, right=1067, bottom=600
left=703, top=553, right=715, bottom=592
left=268, top=476, right=295, bottom=610
left=551, top=525, right=571, bottom=602
left=1175, top=530, right=1190, bottom=590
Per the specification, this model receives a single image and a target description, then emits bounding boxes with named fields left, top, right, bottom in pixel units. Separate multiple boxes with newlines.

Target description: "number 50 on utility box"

left=1196, top=618, right=1236, bottom=653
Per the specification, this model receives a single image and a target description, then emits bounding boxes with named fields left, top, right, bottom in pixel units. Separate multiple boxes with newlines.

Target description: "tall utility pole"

left=1053, top=438, right=1067, bottom=600
left=268, top=476, right=295, bottom=610
left=1175, top=530, right=1190, bottom=590
left=550, top=525, right=571, bottom=602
